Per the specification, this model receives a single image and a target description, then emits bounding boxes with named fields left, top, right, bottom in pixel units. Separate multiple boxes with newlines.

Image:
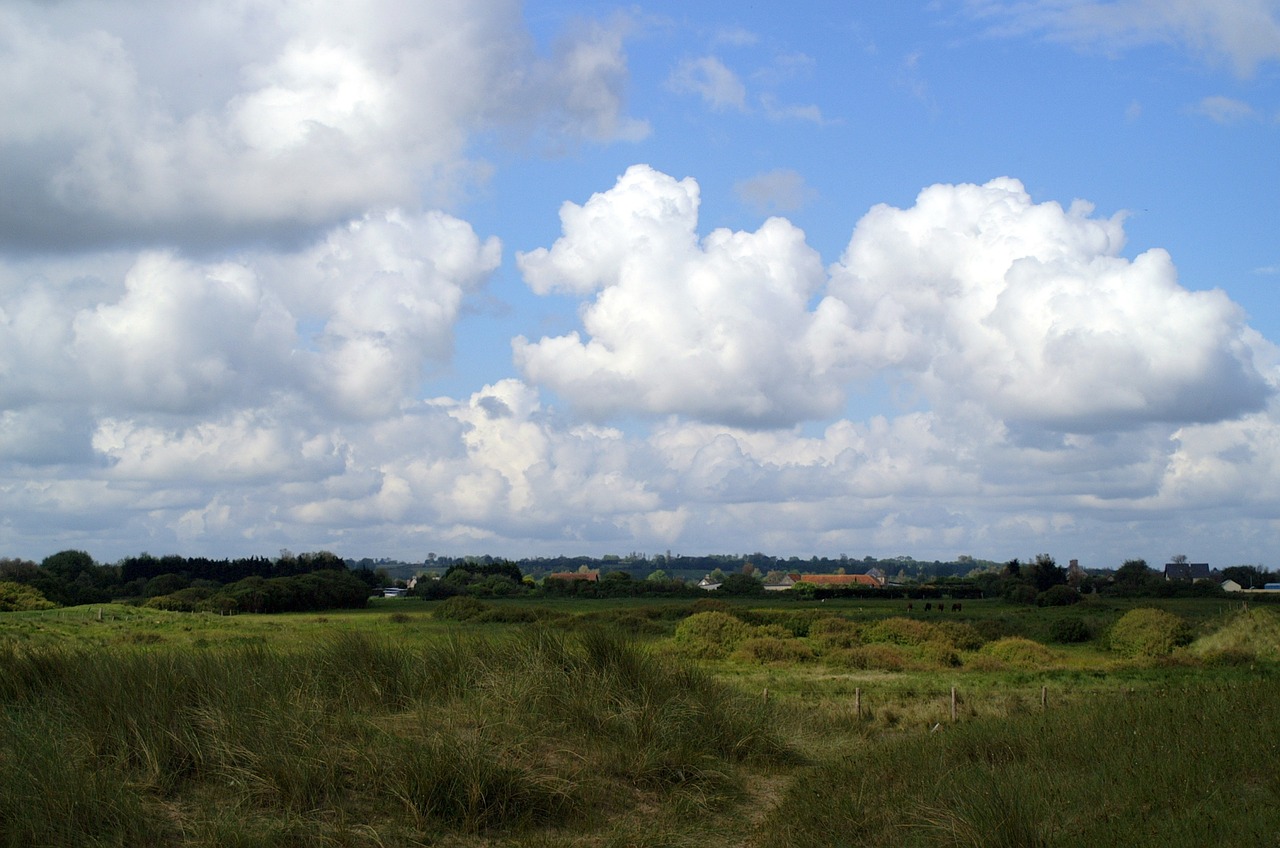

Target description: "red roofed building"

left=546, top=570, right=599, bottom=583
left=790, top=572, right=886, bottom=588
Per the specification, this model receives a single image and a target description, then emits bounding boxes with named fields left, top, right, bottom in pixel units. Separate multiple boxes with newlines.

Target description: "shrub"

left=920, top=642, right=962, bottom=668
left=863, top=617, right=942, bottom=646
left=1191, top=607, right=1280, bottom=661
left=1037, top=585, right=1081, bottom=606
left=1004, top=583, right=1038, bottom=605
left=0, top=581, right=56, bottom=612
left=144, top=587, right=214, bottom=612
left=1049, top=617, right=1091, bottom=644
left=673, top=611, right=754, bottom=659
left=1109, top=608, right=1192, bottom=658
left=827, top=644, right=911, bottom=672
left=979, top=637, right=1054, bottom=669
left=434, top=595, right=491, bottom=622
left=809, top=616, right=861, bottom=649
left=734, top=637, right=815, bottom=664
left=934, top=621, right=986, bottom=651
left=689, top=598, right=732, bottom=615
left=739, top=609, right=816, bottom=637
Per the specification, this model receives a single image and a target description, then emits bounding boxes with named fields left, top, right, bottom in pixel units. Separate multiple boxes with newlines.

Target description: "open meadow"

left=3, top=594, right=1279, bottom=846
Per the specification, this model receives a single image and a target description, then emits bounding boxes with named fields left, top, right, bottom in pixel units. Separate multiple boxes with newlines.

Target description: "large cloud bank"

left=515, top=167, right=1273, bottom=433
left=0, top=0, right=644, bottom=250
left=3, top=0, right=1280, bottom=565
left=5, top=156, right=1280, bottom=562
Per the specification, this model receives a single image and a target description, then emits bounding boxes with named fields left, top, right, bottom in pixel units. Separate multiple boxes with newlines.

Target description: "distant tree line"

left=0, top=550, right=371, bottom=613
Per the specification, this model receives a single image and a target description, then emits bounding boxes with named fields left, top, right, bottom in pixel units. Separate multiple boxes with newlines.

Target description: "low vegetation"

left=2, top=591, right=1278, bottom=845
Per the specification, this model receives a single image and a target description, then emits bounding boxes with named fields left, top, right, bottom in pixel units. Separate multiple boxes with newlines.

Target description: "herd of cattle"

left=906, top=602, right=962, bottom=612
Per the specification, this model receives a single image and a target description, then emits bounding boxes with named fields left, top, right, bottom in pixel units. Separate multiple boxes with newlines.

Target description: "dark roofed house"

left=1164, top=562, right=1211, bottom=582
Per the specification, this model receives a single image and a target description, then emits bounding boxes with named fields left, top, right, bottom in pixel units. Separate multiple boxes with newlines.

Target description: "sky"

left=2, top=0, right=1279, bottom=568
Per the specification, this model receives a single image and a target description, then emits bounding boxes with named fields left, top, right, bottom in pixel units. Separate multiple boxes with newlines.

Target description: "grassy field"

left=1, top=594, right=1277, bottom=846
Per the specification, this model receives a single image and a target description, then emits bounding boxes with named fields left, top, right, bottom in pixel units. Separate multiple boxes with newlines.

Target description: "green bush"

left=1049, top=617, right=1091, bottom=644
left=673, top=611, right=753, bottom=659
left=1109, top=608, right=1192, bottom=658
left=0, top=581, right=56, bottom=612
left=434, top=595, right=491, bottom=621
left=977, top=637, right=1054, bottom=669
left=689, top=597, right=732, bottom=615
left=827, top=644, right=911, bottom=671
left=143, top=586, right=214, bottom=612
left=863, top=617, right=943, bottom=646
left=809, top=616, right=861, bottom=649
left=920, top=641, right=962, bottom=668
left=1036, top=584, right=1082, bottom=606
left=734, top=637, right=815, bottom=664
left=935, top=620, right=986, bottom=651
left=1192, top=607, right=1280, bottom=661
left=1003, top=583, right=1038, bottom=604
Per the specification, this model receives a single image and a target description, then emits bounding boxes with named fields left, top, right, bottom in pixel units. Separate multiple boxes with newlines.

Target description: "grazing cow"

left=924, top=602, right=932, bottom=612
left=952, top=602, right=962, bottom=612
left=907, top=602, right=914, bottom=612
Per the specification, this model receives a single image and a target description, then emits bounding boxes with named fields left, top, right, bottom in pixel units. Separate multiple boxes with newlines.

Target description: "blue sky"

left=1, top=0, right=1278, bottom=568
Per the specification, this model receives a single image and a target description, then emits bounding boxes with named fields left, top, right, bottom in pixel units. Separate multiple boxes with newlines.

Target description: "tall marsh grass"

left=756, top=674, right=1280, bottom=847
left=0, top=628, right=789, bottom=846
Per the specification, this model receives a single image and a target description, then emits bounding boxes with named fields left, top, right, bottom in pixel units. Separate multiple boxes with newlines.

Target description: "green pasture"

left=2, top=594, right=1278, bottom=846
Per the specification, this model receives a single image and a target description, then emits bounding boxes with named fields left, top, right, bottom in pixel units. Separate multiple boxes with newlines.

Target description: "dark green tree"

left=1026, top=554, right=1067, bottom=593
left=1114, top=559, right=1157, bottom=590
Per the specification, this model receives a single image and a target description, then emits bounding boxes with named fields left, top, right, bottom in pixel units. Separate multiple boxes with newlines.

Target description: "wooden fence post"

left=1041, top=685, right=1048, bottom=710
left=855, top=687, right=861, bottom=719
left=950, top=686, right=957, bottom=722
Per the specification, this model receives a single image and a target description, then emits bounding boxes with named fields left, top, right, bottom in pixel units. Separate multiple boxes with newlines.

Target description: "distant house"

left=697, top=576, right=723, bottom=591
left=381, top=587, right=407, bottom=597
left=547, top=570, right=599, bottom=583
left=791, top=573, right=885, bottom=589
left=1164, top=562, right=1211, bottom=582
left=1221, top=579, right=1244, bottom=593
left=763, top=574, right=796, bottom=592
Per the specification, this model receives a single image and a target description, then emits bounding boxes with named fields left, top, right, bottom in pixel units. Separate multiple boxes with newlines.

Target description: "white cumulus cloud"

left=829, top=177, right=1276, bottom=432
left=514, top=164, right=850, bottom=426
